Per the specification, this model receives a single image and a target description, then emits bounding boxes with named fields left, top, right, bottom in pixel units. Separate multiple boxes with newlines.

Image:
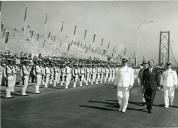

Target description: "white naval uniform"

left=91, top=68, right=97, bottom=85
left=49, top=67, right=54, bottom=84
left=21, top=65, right=31, bottom=95
left=34, top=65, right=42, bottom=93
left=53, top=67, right=58, bottom=87
left=73, top=68, right=79, bottom=88
left=104, top=68, right=109, bottom=83
left=160, top=69, right=178, bottom=107
left=60, top=68, right=66, bottom=86
left=100, top=67, right=104, bottom=83
left=4, top=65, right=14, bottom=98
left=56, top=67, right=61, bottom=84
left=11, top=66, right=17, bottom=92
left=85, top=68, right=90, bottom=85
left=95, top=67, right=100, bottom=85
left=108, top=68, right=112, bottom=82
left=114, top=65, right=134, bottom=112
left=65, top=66, right=71, bottom=89
left=79, top=67, right=85, bottom=87
left=44, top=67, right=50, bottom=88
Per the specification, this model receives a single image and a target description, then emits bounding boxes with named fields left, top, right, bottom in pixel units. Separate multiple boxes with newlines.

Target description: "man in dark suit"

left=142, top=60, right=160, bottom=113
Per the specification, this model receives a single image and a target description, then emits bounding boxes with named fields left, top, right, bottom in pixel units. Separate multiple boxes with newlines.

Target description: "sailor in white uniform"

left=160, top=62, right=178, bottom=108
left=114, top=58, right=134, bottom=113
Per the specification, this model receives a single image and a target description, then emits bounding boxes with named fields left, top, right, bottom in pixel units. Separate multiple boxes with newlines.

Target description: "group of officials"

left=114, top=58, right=178, bottom=113
left=0, top=52, right=118, bottom=98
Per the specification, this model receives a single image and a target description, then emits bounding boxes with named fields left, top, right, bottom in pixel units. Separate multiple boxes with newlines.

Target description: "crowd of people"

left=0, top=50, right=178, bottom=115
left=0, top=50, right=118, bottom=98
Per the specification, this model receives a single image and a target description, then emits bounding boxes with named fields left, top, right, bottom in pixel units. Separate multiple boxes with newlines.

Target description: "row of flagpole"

left=0, top=5, right=140, bottom=63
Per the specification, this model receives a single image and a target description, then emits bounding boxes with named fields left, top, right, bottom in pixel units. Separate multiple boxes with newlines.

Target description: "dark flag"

left=93, top=34, right=96, bottom=43
left=53, top=36, right=56, bottom=42
left=45, top=13, right=48, bottom=25
left=85, top=49, right=88, bottom=53
left=84, top=30, right=87, bottom=40
left=24, top=7, right=27, bottom=22
left=74, top=25, right=77, bottom=35
left=60, top=40, right=63, bottom=47
left=61, top=21, right=64, bottom=32
left=100, top=38, right=103, bottom=46
left=1, top=23, right=4, bottom=34
left=2, top=27, right=5, bottom=38
left=48, top=32, right=51, bottom=39
left=37, top=33, right=40, bottom=41
left=42, top=40, right=45, bottom=48
left=67, top=43, right=71, bottom=51
left=30, top=31, right=34, bottom=38
left=5, top=32, right=9, bottom=44
left=107, top=41, right=110, bottom=49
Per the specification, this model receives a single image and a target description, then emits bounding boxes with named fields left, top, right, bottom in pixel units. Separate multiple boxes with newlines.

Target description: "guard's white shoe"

left=164, top=106, right=169, bottom=108
left=121, top=110, right=126, bottom=113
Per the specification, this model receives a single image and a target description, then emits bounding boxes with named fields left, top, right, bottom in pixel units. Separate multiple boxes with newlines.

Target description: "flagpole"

left=42, top=13, right=48, bottom=56
left=24, top=7, right=27, bottom=35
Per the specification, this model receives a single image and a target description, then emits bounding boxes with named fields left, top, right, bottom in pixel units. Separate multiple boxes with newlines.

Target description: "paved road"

left=1, top=84, right=178, bottom=128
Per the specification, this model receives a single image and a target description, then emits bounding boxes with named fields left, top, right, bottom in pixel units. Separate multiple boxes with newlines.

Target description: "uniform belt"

left=23, top=74, right=29, bottom=76
left=7, top=74, right=13, bottom=76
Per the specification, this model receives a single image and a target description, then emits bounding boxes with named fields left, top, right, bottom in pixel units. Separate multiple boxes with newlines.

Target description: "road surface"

left=1, top=83, right=178, bottom=128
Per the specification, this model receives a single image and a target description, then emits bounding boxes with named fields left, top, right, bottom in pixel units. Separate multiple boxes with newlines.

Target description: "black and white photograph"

left=0, top=1, right=178, bottom=128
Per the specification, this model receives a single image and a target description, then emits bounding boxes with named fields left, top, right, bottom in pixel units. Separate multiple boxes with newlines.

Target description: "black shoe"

left=148, top=110, right=152, bottom=114
left=35, top=92, right=41, bottom=94
left=142, top=102, right=146, bottom=106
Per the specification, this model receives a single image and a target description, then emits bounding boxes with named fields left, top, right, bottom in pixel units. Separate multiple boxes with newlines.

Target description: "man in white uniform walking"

left=160, top=62, right=178, bottom=108
left=114, top=58, right=134, bottom=113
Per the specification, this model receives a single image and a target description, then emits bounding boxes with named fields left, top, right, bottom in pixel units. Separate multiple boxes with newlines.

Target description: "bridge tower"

left=159, top=31, right=170, bottom=65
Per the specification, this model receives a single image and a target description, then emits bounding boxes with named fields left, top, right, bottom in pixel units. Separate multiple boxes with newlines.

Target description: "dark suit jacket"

left=142, top=67, right=160, bottom=90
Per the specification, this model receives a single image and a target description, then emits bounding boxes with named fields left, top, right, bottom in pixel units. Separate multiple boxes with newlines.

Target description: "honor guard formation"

left=0, top=50, right=178, bottom=114
left=0, top=50, right=118, bottom=98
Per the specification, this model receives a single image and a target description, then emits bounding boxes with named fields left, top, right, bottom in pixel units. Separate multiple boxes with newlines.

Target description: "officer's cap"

left=122, top=58, right=128, bottom=63
left=142, top=61, right=148, bottom=65
left=166, top=62, right=172, bottom=66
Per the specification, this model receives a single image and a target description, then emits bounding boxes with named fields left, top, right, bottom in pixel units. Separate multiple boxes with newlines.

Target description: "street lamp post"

left=136, top=20, right=154, bottom=65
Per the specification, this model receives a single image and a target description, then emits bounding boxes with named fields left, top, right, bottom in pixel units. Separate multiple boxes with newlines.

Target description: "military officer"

left=91, top=64, right=97, bottom=85
left=114, top=58, right=134, bottom=113
left=11, top=57, right=17, bottom=93
left=95, top=64, right=100, bottom=85
left=33, top=59, right=42, bottom=94
left=65, top=63, right=72, bottom=89
left=21, top=58, right=31, bottom=96
left=44, top=61, right=51, bottom=88
left=4, top=57, right=14, bottom=98
left=160, top=62, right=178, bottom=108
left=85, top=64, right=91, bottom=85
left=72, top=64, right=79, bottom=88
left=79, top=64, right=85, bottom=87
left=53, top=62, right=59, bottom=87
left=104, top=65, right=109, bottom=83
left=60, top=64, right=66, bottom=86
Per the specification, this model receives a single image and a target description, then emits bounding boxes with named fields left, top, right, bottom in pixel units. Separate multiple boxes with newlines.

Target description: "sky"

left=1, top=1, right=178, bottom=64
